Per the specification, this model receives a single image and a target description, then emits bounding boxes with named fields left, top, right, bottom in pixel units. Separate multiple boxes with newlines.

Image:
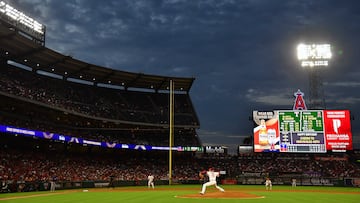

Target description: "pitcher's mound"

left=177, top=191, right=264, bottom=199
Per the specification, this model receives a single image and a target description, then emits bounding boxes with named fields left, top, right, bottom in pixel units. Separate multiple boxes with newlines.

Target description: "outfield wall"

left=2, top=177, right=359, bottom=193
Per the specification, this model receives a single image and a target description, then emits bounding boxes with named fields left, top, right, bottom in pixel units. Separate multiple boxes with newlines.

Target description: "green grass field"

left=0, top=185, right=359, bottom=203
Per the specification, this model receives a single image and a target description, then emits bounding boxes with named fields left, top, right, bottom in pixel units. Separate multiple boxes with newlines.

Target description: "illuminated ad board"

left=323, top=110, right=353, bottom=152
left=253, top=111, right=280, bottom=152
left=176, top=146, right=204, bottom=152
left=238, top=145, right=254, bottom=154
left=0, top=124, right=204, bottom=152
left=204, top=146, right=227, bottom=154
left=253, top=110, right=352, bottom=153
left=297, top=44, right=332, bottom=67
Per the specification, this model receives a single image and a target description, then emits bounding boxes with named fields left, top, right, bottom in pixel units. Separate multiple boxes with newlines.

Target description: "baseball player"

left=292, top=178, right=297, bottom=187
left=265, top=177, right=272, bottom=190
left=148, top=174, right=155, bottom=189
left=199, top=167, right=225, bottom=195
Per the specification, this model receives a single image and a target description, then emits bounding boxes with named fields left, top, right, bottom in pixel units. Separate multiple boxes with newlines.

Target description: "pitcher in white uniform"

left=200, top=167, right=225, bottom=195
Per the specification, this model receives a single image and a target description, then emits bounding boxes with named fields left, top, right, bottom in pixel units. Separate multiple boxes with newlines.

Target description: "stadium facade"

left=0, top=2, right=359, bottom=193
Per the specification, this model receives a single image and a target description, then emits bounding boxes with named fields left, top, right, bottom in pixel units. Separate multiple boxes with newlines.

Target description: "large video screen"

left=253, top=110, right=352, bottom=153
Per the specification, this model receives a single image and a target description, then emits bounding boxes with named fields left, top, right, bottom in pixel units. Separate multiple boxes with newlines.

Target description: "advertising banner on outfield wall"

left=204, top=146, right=227, bottom=154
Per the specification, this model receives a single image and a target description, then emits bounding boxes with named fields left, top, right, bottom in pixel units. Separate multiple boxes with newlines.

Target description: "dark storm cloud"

left=7, top=0, right=360, bottom=151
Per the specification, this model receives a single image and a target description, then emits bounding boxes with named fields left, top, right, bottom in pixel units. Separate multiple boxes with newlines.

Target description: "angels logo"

left=293, top=89, right=307, bottom=110
left=134, top=145, right=146, bottom=150
left=106, top=142, right=117, bottom=148
left=43, top=132, right=54, bottom=139
left=69, top=137, right=80, bottom=143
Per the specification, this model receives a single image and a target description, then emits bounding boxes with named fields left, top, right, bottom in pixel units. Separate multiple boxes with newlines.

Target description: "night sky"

left=6, top=0, right=360, bottom=153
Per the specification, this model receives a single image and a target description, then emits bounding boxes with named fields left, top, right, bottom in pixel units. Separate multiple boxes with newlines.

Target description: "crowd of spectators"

left=0, top=64, right=201, bottom=147
left=0, top=101, right=200, bottom=147
left=0, top=135, right=203, bottom=192
left=0, top=64, right=198, bottom=126
left=1, top=134, right=359, bottom=193
left=236, top=153, right=360, bottom=178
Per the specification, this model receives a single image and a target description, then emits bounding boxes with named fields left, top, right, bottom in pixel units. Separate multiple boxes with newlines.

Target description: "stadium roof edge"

left=0, top=21, right=195, bottom=93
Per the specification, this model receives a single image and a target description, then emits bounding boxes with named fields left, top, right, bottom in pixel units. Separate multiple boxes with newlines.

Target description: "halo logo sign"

left=293, top=89, right=307, bottom=110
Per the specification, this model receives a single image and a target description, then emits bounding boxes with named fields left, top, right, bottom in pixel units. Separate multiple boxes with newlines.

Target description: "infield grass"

left=0, top=185, right=359, bottom=203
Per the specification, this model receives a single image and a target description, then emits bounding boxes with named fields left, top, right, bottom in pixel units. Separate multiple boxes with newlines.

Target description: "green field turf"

left=0, top=185, right=359, bottom=203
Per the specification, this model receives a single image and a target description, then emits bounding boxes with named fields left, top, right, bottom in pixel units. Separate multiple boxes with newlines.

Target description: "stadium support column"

left=169, top=80, right=174, bottom=185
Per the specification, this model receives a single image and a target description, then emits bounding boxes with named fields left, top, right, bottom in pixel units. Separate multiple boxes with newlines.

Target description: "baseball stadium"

left=0, top=2, right=359, bottom=203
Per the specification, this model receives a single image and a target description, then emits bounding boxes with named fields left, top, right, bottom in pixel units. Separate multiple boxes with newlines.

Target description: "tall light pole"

left=297, top=43, right=332, bottom=109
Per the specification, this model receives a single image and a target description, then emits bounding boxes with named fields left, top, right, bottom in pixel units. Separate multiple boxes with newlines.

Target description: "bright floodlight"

left=297, top=44, right=332, bottom=67
left=0, top=1, right=45, bottom=34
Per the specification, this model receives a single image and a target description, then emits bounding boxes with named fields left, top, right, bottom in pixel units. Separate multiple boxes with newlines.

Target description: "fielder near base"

left=148, top=174, right=154, bottom=189
left=265, top=177, right=272, bottom=190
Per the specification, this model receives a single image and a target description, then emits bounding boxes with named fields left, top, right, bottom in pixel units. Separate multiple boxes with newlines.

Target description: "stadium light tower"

left=297, top=43, right=332, bottom=109
left=0, top=1, right=46, bottom=45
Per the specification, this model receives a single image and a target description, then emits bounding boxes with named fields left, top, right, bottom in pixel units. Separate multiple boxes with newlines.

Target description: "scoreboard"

left=253, top=110, right=352, bottom=153
left=278, top=110, right=326, bottom=153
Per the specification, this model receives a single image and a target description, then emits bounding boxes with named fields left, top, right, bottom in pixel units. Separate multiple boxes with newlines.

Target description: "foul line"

left=0, top=191, right=73, bottom=201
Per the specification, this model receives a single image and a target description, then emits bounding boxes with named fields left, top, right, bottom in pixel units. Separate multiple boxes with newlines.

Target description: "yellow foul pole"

left=168, top=80, right=174, bottom=185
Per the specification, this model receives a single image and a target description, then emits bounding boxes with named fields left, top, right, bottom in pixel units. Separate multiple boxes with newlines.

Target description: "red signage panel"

left=324, top=110, right=353, bottom=152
